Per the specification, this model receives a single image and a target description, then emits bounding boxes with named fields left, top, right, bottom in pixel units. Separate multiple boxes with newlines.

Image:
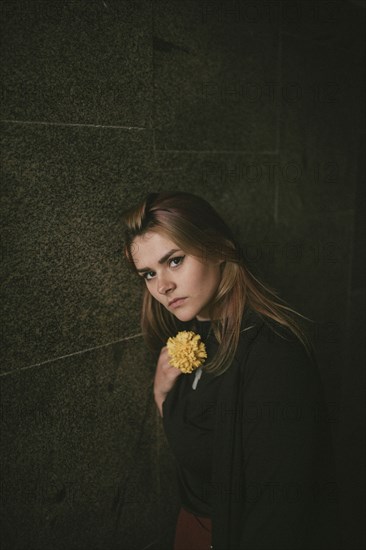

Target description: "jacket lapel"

left=211, top=310, right=264, bottom=549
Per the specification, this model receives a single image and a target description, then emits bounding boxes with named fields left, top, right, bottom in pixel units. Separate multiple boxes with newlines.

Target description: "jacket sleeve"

left=239, top=325, right=338, bottom=550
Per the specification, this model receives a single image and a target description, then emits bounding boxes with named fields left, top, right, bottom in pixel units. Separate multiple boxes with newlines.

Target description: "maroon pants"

left=173, top=507, right=212, bottom=550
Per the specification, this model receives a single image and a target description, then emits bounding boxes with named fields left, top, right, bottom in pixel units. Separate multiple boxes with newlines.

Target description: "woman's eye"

left=142, top=256, right=185, bottom=281
left=170, top=256, right=184, bottom=267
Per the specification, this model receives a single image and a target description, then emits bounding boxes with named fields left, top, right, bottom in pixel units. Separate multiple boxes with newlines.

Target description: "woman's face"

left=131, top=231, right=224, bottom=322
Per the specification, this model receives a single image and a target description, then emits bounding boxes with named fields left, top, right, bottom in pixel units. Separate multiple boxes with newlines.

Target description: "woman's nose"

left=158, top=276, right=175, bottom=295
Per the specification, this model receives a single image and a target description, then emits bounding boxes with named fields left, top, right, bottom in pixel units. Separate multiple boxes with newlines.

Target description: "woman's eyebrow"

left=136, top=248, right=181, bottom=273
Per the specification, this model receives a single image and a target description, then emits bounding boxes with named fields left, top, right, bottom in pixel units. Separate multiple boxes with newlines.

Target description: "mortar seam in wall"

left=274, top=2, right=282, bottom=226
left=153, top=149, right=279, bottom=154
left=151, top=0, right=157, bottom=163
left=0, top=332, right=144, bottom=378
left=276, top=2, right=282, bottom=157
left=1, top=119, right=146, bottom=131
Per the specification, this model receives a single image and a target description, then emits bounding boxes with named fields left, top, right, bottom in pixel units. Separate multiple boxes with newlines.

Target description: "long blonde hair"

left=121, top=191, right=314, bottom=376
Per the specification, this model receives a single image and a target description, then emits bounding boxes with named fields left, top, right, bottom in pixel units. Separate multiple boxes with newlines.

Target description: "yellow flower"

left=166, top=331, right=207, bottom=373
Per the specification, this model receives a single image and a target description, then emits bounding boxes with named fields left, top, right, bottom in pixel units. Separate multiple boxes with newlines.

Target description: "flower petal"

left=166, top=331, right=207, bottom=373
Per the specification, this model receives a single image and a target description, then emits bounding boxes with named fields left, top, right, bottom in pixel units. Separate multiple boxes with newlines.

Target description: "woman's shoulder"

left=242, top=308, right=308, bottom=353
left=239, top=308, right=318, bottom=386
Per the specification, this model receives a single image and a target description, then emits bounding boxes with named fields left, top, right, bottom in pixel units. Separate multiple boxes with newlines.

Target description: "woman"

left=121, top=191, right=339, bottom=550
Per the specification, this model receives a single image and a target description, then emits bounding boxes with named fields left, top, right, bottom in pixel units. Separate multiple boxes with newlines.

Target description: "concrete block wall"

left=1, top=1, right=364, bottom=549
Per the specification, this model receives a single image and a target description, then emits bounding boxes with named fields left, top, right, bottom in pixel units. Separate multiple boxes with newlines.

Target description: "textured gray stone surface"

left=1, top=0, right=153, bottom=127
left=1, top=123, right=153, bottom=374
left=153, top=0, right=280, bottom=152
left=1, top=337, right=158, bottom=550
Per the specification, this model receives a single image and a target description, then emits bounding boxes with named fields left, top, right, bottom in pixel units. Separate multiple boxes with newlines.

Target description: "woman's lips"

left=169, top=298, right=187, bottom=308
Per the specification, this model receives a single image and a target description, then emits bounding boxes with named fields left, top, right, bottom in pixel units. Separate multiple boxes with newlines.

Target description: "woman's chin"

left=172, top=310, right=196, bottom=323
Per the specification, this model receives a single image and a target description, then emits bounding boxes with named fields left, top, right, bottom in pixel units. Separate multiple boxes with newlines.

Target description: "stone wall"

left=1, top=1, right=364, bottom=549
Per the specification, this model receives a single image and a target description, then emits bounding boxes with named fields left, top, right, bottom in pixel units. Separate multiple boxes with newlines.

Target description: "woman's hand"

left=153, top=346, right=182, bottom=417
